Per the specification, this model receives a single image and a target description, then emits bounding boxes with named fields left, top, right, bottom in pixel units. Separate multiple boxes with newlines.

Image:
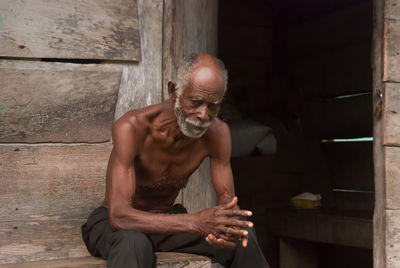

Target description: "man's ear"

left=168, top=81, right=177, bottom=101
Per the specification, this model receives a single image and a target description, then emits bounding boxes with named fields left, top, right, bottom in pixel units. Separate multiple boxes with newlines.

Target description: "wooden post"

left=163, top=0, right=219, bottom=212
left=374, top=0, right=400, bottom=267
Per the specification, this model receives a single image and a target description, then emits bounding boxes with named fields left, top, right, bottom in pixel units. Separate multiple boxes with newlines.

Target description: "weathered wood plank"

left=156, top=252, right=221, bottom=268
left=385, top=0, right=400, bottom=20
left=162, top=0, right=218, bottom=98
left=373, top=0, right=386, bottom=266
left=386, top=209, right=400, bottom=268
left=0, top=60, right=121, bottom=143
left=383, top=19, right=400, bottom=82
left=385, top=146, right=400, bottom=209
left=0, top=220, right=89, bottom=264
left=0, top=253, right=221, bottom=268
left=0, top=0, right=141, bottom=61
left=304, top=94, right=372, bottom=139
left=383, top=83, right=400, bottom=145
left=0, top=256, right=106, bottom=268
left=322, top=142, right=374, bottom=191
left=0, top=144, right=111, bottom=221
left=114, top=0, right=163, bottom=119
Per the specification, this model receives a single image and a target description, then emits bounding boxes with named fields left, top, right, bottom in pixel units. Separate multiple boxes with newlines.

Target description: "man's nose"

left=196, top=105, right=209, bottom=121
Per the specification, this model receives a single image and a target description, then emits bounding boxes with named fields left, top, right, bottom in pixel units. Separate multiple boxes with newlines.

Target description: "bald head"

left=174, top=53, right=228, bottom=97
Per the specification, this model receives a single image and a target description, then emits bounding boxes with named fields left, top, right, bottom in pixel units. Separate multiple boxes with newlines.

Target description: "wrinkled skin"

left=102, top=54, right=253, bottom=249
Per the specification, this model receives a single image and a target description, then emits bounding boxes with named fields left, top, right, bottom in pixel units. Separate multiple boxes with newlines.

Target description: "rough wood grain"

left=383, top=83, right=400, bottom=145
left=322, top=142, right=374, bottom=191
left=0, top=253, right=221, bottom=268
left=383, top=19, right=400, bottom=82
left=385, top=0, right=400, bottom=20
left=373, top=0, right=386, bottom=266
left=114, top=0, right=163, bottom=120
left=0, top=220, right=90, bottom=264
left=385, top=146, right=400, bottom=209
left=0, top=144, right=111, bottom=221
left=162, top=0, right=219, bottom=212
left=0, top=60, right=121, bottom=143
left=0, top=0, right=141, bottom=61
left=386, top=209, right=400, bottom=268
left=162, top=0, right=218, bottom=98
left=0, top=256, right=106, bottom=268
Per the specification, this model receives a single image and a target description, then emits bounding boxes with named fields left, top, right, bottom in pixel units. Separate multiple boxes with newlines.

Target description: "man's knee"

left=110, top=230, right=153, bottom=254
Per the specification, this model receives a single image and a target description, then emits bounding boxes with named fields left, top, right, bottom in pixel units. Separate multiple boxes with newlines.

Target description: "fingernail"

left=249, top=222, right=254, bottom=228
left=243, top=231, right=248, bottom=236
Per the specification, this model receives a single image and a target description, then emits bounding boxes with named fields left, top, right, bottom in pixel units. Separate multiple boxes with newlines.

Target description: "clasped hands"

left=196, top=196, right=253, bottom=250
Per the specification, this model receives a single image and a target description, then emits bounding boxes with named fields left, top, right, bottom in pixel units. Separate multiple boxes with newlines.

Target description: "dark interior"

left=218, top=0, right=374, bottom=267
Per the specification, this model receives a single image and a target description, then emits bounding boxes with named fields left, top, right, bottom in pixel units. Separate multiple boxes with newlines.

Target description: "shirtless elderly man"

left=81, top=53, right=269, bottom=268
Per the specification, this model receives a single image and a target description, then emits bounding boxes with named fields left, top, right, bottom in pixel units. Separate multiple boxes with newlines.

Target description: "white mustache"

left=185, top=118, right=212, bottom=128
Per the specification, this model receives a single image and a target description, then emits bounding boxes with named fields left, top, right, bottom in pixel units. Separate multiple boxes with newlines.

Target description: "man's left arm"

left=207, top=120, right=253, bottom=248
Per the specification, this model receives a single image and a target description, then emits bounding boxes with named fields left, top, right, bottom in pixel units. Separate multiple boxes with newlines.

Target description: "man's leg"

left=81, top=207, right=156, bottom=268
left=148, top=228, right=269, bottom=268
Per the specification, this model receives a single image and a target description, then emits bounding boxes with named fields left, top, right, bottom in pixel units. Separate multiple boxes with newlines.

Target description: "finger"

left=219, top=233, right=237, bottom=242
left=242, top=237, right=248, bottom=247
left=226, top=209, right=253, bottom=218
left=216, top=238, right=236, bottom=249
left=224, top=219, right=254, bottom=229
left=223, top=227, right=249, bottom=239
left=223, top=196, right=238, bottom=209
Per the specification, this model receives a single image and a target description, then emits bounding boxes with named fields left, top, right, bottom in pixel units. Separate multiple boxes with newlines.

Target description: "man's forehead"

left=188, top=65, right=224, bottom=92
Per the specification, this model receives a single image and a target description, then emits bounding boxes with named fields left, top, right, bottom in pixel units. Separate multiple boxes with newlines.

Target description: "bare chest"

left=134, top=138, right=208, bottom=192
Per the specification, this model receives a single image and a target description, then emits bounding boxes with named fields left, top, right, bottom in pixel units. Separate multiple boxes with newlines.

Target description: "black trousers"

left=81, top=205, right=270, bottom=268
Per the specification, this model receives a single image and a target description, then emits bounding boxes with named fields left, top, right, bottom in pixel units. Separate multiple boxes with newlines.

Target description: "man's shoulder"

left=112, top=103, right=165, bottom=139
left=204, top=117, right=230, bottom=142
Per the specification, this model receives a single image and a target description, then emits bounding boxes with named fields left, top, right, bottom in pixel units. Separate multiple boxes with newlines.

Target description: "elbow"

left=109, top=207, right=125, bottom=230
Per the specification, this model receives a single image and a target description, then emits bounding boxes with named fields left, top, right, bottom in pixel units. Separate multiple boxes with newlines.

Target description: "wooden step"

left=0, top=253, right=222, bottom=268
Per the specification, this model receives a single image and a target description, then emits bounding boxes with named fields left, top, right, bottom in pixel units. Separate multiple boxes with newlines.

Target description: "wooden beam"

left=0, top=0, right=141, bottom=61
left=0, top=60, right=121, bottom=143
left=372, top=0, right=386, bottom=266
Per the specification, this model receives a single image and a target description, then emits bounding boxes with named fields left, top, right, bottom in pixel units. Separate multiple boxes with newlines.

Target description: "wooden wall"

left=374, top=0, right=400, bottom=267
left=0, top=0, right=164, bottom=264
left=0, top=0, right=220, bottom=264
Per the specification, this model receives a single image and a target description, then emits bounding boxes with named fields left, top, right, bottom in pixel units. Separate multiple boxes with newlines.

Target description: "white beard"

left=174, top=97, right=211, bottom=138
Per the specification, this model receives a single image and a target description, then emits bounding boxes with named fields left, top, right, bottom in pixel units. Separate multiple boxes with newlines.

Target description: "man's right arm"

left=107, top=117, right=251, bottom=236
